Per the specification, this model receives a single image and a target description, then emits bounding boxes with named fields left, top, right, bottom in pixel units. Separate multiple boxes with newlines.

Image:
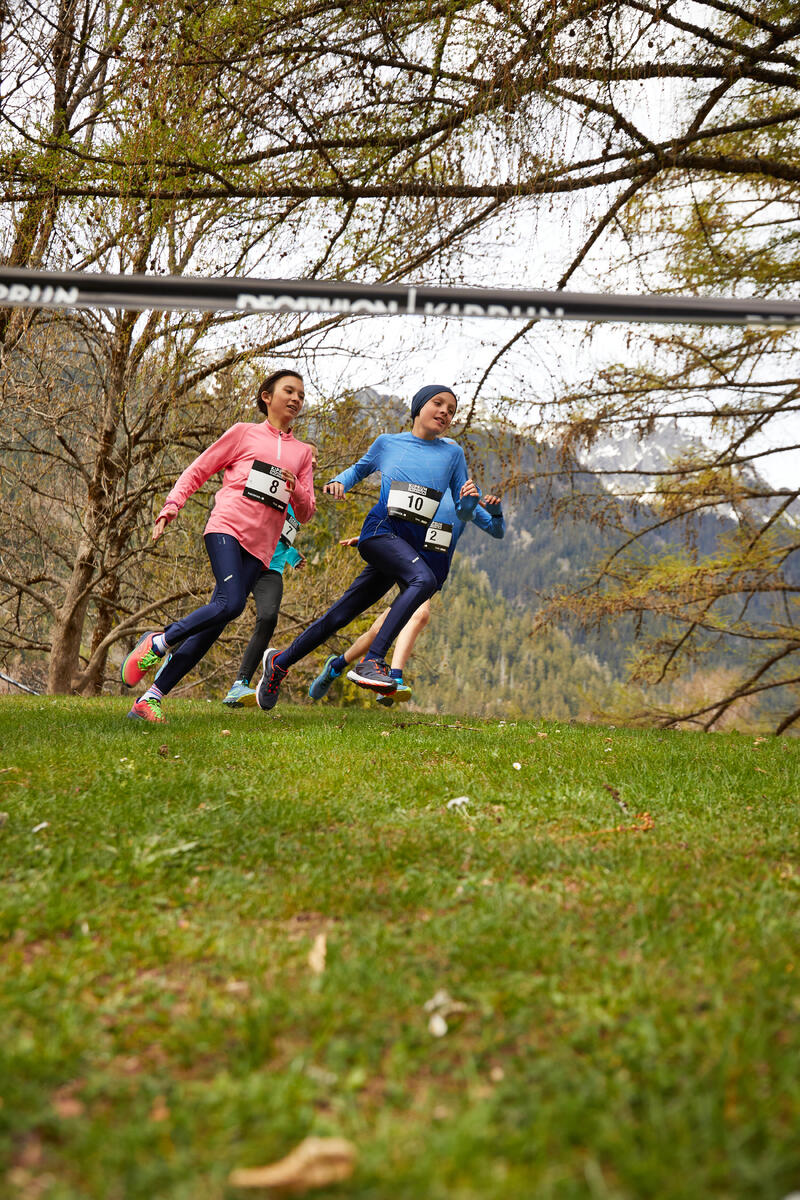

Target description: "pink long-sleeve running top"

left=157, top=421, right=316, bottom=567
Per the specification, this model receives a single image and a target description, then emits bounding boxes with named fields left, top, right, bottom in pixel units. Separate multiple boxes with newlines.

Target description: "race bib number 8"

left=387, top=480, right=442, bottom=526
left=243, top=460, right=290, bottom=512
left=424, top=520, right=453, bottom=553
left=280, top=511, right=300, bottom=545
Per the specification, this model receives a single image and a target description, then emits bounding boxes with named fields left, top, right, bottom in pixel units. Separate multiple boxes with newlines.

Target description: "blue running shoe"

left=223, top=680, right=257, bottom=707
left=392, top=680, right=413, bottom=704
left=346, top=656, right=397, bottom=693
left=375, top=693, right=394, bottom=707
left=256, top=648, right=287, bottom=711
left=309, top=655, right=340, bottom=701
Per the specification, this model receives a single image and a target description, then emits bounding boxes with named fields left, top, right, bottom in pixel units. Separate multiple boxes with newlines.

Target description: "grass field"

left=1, top=696, right=799, bottom=1199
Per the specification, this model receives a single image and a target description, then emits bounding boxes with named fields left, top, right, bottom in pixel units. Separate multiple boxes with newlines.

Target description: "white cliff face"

left=582, top=422, right=799, bottom=527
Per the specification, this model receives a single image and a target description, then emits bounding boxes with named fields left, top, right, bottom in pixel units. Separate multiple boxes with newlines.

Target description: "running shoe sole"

left=346, top=664, right=397, bottom=694
left=223, top=690, right=257, bottom=708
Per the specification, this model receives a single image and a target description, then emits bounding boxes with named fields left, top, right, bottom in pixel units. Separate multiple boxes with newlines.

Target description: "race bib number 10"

left=387, top=480, right=442, bottom=526
left=424, top=520, right=453, bottom=553
left=243, top=460, right=291, bottom=512
left=280, top=511, right=300, bottom=545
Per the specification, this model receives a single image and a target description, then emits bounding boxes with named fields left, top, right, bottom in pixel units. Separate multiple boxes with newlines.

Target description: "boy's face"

left=416, top=391, right=457, bottom=437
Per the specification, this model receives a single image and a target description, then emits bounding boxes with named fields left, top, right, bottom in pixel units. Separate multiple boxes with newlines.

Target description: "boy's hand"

left=338, top=536, right=359, bottom=547
left=460, top=479, right=480, bottom=500
left=481, top=493, right=502, bottom=510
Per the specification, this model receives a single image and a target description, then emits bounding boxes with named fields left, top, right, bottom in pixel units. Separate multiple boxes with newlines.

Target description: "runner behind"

left=255, top=384, right=480, bottom=709
left=223, top=444, right=318, bottom=707
left=120, top=371, right=315, bottom=722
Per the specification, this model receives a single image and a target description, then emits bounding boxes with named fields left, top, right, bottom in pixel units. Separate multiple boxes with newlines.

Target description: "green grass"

left=1, top=696, right=799, bottom=1199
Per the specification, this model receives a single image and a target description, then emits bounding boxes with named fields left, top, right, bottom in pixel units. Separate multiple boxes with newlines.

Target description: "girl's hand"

left=338, top=535, right=359, bottom=547
left=152, top=516, right=168, bottom=543
left=294, top=555, right=307, bottom=570
left=460, top=479, right=480, bottom=499
left=282, top=469, right=296, bottom=494
left=324, top=481, right=347, bottom=500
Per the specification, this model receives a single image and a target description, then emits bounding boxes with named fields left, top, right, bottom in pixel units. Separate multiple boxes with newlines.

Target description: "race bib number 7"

left=280, top=511, right=300, bottom=545
left=387, top=480, right=442, bottom=526
left=243, top=460, right=290, bottom=512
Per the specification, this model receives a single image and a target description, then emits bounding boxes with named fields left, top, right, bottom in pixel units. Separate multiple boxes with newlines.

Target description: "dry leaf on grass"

left=308, top=932, right=327, bottom=975
left=229, top=1136, right=357, bottom=1192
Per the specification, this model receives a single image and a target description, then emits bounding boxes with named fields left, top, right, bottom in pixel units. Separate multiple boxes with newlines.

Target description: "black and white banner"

left=1, top=266, right=799, bottom=328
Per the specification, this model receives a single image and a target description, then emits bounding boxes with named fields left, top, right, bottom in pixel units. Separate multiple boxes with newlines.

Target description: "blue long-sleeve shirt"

left=332, top=432, right=478, bottom=556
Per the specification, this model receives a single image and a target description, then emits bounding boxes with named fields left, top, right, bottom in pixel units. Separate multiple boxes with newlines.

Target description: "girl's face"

left=414, top=391, right=458, bottom=439
left=264, top=375, right=304, bottom=430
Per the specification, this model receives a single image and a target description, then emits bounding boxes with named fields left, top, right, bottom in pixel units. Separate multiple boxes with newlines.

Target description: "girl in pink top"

left=120, top=370, right=315, bottom=722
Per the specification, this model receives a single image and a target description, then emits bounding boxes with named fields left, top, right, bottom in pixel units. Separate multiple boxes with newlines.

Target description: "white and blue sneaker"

left=309, top=655, right=340, bottom=701
left=223, top=679, right=257, bottom=707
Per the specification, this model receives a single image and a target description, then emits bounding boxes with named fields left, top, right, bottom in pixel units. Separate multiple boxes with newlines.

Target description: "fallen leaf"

left=221, top=729, right=231, bottom=736
left=308, top=932, right=327, bottom=976
left=53, top=1094, right=85, bottom=1119
left=428, top=1012, right=448, bottom=1037
left=446, top=795, right=469, bottom=810
left=229, top=1136, right=356, bottom=1192
left=32, top=822, right=49, bottom=833
left=158, top=744, right=169, bottom=757
left=149, top=1096, right=169, bottom=1122
left=225, top=979, right=250, bottom=996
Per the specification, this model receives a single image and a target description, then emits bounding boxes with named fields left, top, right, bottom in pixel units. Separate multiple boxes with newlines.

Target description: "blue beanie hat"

left=410, top=384, right=458, bottom=421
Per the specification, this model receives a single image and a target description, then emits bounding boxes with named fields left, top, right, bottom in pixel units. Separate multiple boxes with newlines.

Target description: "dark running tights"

left=237, top=569, right=284, bottom=683
left=153, top=532, right=264, bottom=696
left=276, top=534, right=439, bottom=669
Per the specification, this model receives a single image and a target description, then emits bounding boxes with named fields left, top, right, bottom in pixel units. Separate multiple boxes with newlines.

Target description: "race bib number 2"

left=243, top=460, right=291, bottom=512
left=387, top=480, right=442, bottom=526
left=424, top=520, right=453, bottom=553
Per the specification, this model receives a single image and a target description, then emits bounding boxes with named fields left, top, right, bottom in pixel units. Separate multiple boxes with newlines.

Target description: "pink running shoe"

left=120, top=632, right=164, bottom=688
left=127, top=695, right=166, bottom=723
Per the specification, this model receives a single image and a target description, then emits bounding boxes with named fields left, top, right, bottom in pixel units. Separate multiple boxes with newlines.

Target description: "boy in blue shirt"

left=309, top=485, right=505, bottom=705
left=256, top=385, right=482, bottom=709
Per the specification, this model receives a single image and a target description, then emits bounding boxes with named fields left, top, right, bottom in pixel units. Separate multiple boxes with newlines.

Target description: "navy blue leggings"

left=277, top=534, right=440, bottom=669
left=154, top=533, right=265, bottom=696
